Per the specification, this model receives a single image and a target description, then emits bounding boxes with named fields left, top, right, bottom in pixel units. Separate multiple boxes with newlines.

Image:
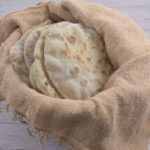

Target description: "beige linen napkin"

left=0, top=0, right=150, bottom=150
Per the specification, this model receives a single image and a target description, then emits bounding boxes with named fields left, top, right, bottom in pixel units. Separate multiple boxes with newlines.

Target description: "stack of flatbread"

left=9, top=19, right=113, bottom=100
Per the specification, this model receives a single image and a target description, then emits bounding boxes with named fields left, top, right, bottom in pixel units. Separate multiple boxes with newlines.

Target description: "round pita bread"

left=43, top=22, right=113, bottom=100
left=10, top=29, right=32, bottom=83
left=24, top=20, right=52, bottom=71
left=29, top=27, right=61, bottom=98
left=10, top=20, right=113, bottom=100
left=10, top=19, right=52, bottom=84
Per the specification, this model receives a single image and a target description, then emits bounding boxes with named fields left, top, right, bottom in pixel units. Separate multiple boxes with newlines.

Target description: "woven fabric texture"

left=0, top=0, right=150, bottom=150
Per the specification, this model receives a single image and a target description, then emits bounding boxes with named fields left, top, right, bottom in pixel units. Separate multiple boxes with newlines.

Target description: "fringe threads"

left=2, top=102, right=73, bottom=150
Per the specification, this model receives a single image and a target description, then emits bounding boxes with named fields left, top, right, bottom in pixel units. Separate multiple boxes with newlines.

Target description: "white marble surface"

left=0, top=0, right=150, bottom=150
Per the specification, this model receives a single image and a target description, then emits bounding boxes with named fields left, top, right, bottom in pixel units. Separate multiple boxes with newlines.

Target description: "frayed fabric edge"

left=0, top=101, right=73, bottom=150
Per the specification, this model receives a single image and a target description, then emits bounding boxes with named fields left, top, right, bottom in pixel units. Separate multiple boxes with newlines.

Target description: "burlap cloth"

left=0, top=0, right=150, bottom=150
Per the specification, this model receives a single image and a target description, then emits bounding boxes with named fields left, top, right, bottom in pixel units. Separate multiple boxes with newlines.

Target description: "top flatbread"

left=43, top=22, right=113, bottom=100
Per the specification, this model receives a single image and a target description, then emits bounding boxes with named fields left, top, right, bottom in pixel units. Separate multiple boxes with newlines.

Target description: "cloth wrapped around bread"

left=10, top=20, right=113, bottom=100
left=0, top=0, right=150, bottom=150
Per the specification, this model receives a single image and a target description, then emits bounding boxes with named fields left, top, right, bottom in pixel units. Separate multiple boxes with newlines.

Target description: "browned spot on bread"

left=80, top=59, right=85, bottom=65
left=92, top=45, right=96, bottom=49
left=73, top=55, right=90, bottom=71
left=44, top=81, right=48, bottom=86
left=36, top=30, right=41, bottom=36
left=80, top=43, right=87, bottom=54
left=93, top=64, right=99, bottom=73
left=82, top=79, right=88, bottom=86
left=74, top=66, right=80, bottom=74
left=103, top=57, right=110, bottom=67
left=98, top=59, right=102, bottom=64
left=67, top=35, right=76, bottom=44
left=100, top=57, right=108, bottom=67
left=83, top=42, right=87, bottom=51
left=65, top=43, right=71, bottom=56
left=74, top=54, right=81, bottom=60
left=87, top=57, right=91, bottom=62
left=102, top=70, right=106, bottom=75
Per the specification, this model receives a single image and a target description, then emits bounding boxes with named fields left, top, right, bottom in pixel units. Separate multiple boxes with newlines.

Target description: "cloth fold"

left=0, top=0, right=150, bottom=150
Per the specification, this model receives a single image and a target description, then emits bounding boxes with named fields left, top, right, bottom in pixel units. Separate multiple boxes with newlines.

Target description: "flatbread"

left=10, top=19, right=52, bottom=83
left=24, top=20, right=52, bottom=71
left=29, top=27, right=61, bottom=98
left=44, top=22, right=113, bottom=100
left=10, top=29, right=32, bottom=83
left=29, top=59, right=59, bottom=97
left=10, top=20, right=113, bottom=100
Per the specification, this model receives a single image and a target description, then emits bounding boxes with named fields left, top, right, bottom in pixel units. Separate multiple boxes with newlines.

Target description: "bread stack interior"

left=10, top=20, right=113, bottom=100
